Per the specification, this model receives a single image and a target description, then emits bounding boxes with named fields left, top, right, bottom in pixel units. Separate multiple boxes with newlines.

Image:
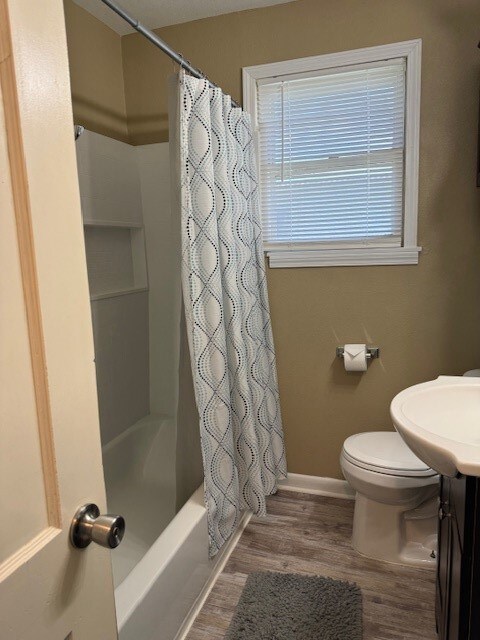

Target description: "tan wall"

left=121, top=0, right=480, bottom=478
left=64, top=0, right=128, bottom=142
left=67, top=0, right=480, bottom=478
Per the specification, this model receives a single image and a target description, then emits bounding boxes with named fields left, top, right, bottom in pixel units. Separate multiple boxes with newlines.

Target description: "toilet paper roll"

left=343, top=344, right=368, bottom=372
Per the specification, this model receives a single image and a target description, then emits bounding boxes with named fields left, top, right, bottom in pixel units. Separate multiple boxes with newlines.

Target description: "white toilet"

left=340, top=431, right=439, bottom=567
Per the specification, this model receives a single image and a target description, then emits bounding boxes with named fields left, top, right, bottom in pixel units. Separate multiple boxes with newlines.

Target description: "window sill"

left=266, top=246, right=422, bottom=268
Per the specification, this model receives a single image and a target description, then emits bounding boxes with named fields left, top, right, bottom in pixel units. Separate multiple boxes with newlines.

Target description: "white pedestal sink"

left=390, top=376, right=480, bottom=477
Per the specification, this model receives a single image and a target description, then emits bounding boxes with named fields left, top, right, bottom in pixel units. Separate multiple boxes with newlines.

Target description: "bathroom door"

left=0, top=1, right=118, bottom=639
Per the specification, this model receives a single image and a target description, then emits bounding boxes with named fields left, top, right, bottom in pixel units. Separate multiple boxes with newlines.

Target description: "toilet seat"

left=342, top=432, right=437, bottom=478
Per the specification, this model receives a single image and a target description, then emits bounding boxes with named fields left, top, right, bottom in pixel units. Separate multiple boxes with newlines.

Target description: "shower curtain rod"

left=99, top=0, right=241, bottom=108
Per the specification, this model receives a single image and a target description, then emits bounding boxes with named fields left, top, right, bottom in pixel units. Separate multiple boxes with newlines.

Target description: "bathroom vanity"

left=389, top=377, right=480, bottom=640
left=436, top=474, right=480, bottom=640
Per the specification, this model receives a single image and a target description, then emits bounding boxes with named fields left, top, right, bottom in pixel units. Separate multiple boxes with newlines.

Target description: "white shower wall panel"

left=76, top=130, right=143, bottom=225
left=135, top=143, right=178, bottom=418
left=91, top=291, right=150, bottom=444
left=76, top=130, right=150, bottom=446
left=135, top=142, right=203, bottom=510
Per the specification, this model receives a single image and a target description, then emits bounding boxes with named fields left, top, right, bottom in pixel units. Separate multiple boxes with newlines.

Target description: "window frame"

left=243, top=40, right=422, bottom=268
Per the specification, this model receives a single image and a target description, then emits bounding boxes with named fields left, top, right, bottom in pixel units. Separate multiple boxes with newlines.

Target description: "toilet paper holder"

left=336, top=346, right=380, bottom=360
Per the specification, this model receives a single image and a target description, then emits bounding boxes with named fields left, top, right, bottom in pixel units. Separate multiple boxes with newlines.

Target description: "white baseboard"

left=279, top=473, right=355, bottom=500
left=175, top=510, right=252, bottom=640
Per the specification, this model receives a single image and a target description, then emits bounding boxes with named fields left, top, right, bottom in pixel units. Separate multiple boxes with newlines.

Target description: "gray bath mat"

left=225, top=571, right=362, bottom=640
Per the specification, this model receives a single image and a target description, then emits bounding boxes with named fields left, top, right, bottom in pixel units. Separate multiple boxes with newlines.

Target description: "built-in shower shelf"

left=83, top=219, right=144, bottom=229
left=90, top=286, right=149, bottom=302
left=77, top=129, right=150, bottom=300
left=83, top=224, right=148, bottom=299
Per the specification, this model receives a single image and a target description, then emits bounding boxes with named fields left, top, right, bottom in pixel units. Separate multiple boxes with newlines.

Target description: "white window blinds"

left=257, top=60, right=406, bottom=249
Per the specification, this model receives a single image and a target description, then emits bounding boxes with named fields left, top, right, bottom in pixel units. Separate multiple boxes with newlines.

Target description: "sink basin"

left=390, top=376, right=480, bottom=477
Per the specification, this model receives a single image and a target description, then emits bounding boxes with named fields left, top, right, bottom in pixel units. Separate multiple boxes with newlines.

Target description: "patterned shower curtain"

left=177, top=71, right=287, bottom=556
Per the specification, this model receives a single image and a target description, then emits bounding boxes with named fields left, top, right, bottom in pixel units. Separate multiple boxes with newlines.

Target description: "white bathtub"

left=102, top=414, right=232, bottom=640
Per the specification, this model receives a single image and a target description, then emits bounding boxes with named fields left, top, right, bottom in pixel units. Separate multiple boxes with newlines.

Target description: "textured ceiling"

left=73, top=0, right=293, bottom=35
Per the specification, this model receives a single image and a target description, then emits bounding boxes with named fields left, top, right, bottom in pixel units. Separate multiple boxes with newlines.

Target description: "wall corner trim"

left=278, top=473, right=355, bottom=500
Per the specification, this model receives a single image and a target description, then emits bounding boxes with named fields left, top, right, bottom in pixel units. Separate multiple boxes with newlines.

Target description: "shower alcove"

left=76, top=129, right=225, bottom=640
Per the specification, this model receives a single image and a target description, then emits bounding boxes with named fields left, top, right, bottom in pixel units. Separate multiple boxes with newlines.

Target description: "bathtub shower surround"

left=76, top=130, right=208, bottom=638
left=177, top=71, right=287, bottom=556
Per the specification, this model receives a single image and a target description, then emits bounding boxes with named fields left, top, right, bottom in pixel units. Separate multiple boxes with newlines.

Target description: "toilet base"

left=352, top=493, right=437, bottom=567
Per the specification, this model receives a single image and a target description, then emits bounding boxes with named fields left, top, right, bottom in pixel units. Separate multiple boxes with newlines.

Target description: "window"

left=243, top=41, right=422, bottom=267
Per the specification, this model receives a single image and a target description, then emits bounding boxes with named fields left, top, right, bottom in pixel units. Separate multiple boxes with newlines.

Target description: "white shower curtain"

left=177, top=71, right=287, bottom=556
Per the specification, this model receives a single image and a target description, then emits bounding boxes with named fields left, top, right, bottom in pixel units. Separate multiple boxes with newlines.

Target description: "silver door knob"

left=70, top=503, right=125, bottom=549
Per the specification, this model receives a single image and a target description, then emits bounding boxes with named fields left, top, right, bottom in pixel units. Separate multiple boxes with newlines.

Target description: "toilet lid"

left=342, top=432, right=437, bottom=477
